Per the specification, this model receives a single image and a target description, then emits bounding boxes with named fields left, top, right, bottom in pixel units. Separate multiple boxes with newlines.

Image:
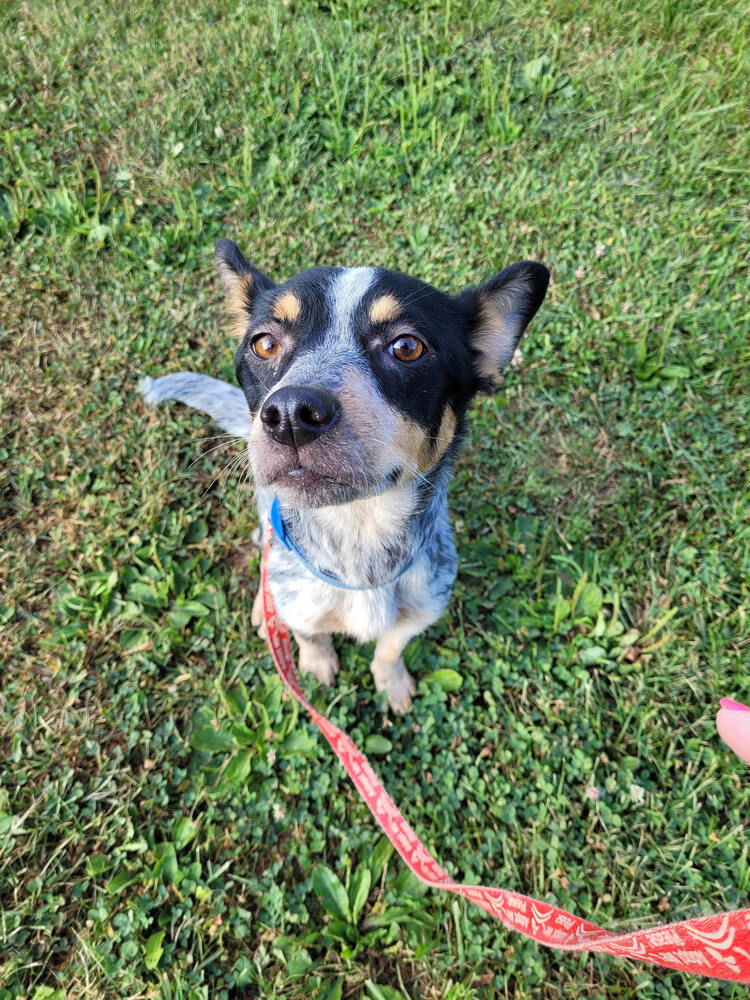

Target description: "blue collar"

left=269, top=497, right=415, bottom=591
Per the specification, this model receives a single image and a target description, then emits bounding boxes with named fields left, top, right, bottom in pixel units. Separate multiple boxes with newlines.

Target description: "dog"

left=141, top=239, right=549, bottom=714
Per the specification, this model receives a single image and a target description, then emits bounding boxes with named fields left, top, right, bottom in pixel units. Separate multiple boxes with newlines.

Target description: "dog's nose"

left=260, top=386, right=340, bottom=447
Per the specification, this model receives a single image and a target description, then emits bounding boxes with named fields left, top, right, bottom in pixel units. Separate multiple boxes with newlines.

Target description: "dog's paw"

left=298, top=645, right=340, bottom=686
left=374, top=660, right=416, bottom=715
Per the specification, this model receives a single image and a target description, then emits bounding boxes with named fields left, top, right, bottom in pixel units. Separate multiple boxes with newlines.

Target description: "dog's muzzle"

left=260, top=385, right=340, bottom=448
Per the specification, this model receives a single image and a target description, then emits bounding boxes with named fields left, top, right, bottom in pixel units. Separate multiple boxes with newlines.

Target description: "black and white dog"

left=142, top=240, right=548, bottom=714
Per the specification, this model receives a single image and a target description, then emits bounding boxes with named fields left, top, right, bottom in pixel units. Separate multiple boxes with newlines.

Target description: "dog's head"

left=218, top=239, right=549, bottom=508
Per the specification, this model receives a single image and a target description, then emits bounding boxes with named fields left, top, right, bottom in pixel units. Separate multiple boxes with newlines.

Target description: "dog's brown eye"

left=251, top=334, right=281, bottom=360
left=389, top=335, right=426, bottom=362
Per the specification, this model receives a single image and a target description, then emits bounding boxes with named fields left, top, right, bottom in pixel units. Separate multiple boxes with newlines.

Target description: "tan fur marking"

left=221, top=271, right=255, bottom=340
left=272, top=291, right=302, bottom=323
left=335, top=367, right=400, bottom=479
left=393, top=417, right=428, bottom=471
left=474, top=291, right=522, bottom=381
left=300, top=364, right=457, bottom=491
left=369, top=293, right=402, bottom=325
left=422, top=407, right=457, bottom=472
left=389, top=408, right=457, bottom=476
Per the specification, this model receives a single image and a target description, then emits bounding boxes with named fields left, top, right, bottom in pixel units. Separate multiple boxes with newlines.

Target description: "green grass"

left=1, top=0, right=749, bottom=996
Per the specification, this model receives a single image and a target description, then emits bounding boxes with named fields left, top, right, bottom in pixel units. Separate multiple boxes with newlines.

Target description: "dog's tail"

left=139, top=373, right=251, bottom=439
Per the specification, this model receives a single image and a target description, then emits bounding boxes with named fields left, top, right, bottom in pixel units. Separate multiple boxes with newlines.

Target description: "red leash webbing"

left=260, top=531, right=750, bottom=982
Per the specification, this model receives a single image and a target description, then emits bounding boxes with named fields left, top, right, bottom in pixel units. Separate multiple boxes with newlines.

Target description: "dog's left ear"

left=215, top=238, right=276, bottom=339
left=459, top=262, right=549, bottom=385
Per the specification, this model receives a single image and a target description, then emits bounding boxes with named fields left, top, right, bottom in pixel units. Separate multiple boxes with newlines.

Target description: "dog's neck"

left=259, top=465, right=450, bottom=588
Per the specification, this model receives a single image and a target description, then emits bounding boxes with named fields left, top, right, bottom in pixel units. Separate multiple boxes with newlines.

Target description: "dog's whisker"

left=200, top=449, right=249, bottom=499
left=188, top=438, right=241, bottom=469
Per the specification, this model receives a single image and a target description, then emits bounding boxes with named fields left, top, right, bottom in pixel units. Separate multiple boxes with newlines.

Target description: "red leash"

left=261, top=529, right=750, bottom=982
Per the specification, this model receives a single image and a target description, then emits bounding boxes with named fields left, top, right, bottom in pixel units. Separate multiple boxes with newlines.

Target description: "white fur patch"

left=314, top=482, right=416, bottom=556
left=329, top=267, right=376, bottom=345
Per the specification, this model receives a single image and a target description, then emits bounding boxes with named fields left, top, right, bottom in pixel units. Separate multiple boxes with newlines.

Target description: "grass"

left=1, top=0, right=749, bottom=996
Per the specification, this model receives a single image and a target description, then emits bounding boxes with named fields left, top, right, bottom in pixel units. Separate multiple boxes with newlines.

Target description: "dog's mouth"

left=269, top=461, right=402, bottom=491
left=270, top=463, right=342, bottom=488
left=262, top=457, right=402, bottom=507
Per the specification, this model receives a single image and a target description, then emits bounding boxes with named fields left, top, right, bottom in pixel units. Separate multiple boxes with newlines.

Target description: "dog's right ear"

left=458, top=262, right=549, bottom=387
left=215, top=239, right=276, bottom=338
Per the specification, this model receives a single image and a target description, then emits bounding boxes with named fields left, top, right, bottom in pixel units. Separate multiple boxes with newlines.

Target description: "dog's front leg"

left=294, top=632, right=340, bottom=686
left=253, top=586, right=338, bottom=683
left=251, top=586, right=267, bottom=640
left=371, top=614, right=431, bottom=715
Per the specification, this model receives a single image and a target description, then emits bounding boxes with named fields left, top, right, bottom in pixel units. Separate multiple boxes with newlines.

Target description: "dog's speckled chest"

left=259, top=483, right=458, bottom=644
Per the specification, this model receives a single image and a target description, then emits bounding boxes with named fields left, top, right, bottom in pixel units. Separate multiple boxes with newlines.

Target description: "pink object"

left=260, top=526, right=750, bottom=983
left=717, top=699, right=750, bottom=765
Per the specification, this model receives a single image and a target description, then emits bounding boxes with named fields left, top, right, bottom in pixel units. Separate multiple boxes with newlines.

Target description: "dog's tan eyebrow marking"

left=369, top=293, right=402, bottom=325
left=271, top=291, right=302, bottom=323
